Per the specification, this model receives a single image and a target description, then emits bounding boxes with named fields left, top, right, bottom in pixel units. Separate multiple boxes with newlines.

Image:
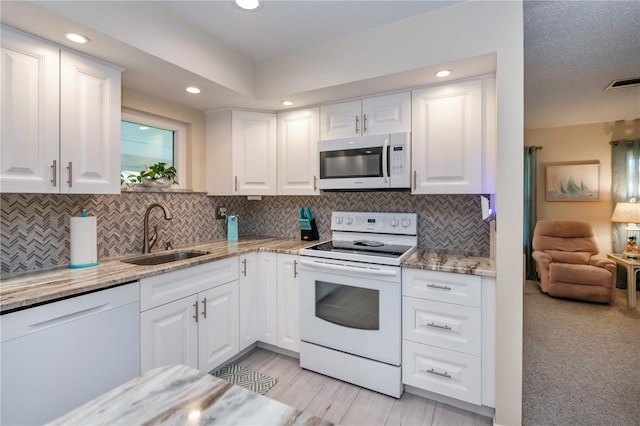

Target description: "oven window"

left=320, top=148, right=383, bottom=179
left=315, top=281, right=379, bottom=330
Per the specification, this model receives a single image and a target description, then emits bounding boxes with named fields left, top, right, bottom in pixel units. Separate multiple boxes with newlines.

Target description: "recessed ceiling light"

left=139, top=126, right=150, bottom=130
left=65, top=33, right=90, bottom=44
left=435, top=70, right=451, bottom=78
left=234, top=0, right=262, bottom=11
left=281, top=100, right=294, bottom=106
left=186, top=86, right=201, bottom=94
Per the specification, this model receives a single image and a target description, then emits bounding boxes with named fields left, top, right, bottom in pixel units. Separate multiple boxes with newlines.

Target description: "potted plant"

left=121, top=162, right=178, bottom=188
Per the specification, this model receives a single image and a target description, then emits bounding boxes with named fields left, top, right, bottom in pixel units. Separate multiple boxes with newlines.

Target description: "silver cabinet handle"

left=201, top=297, right=207, bottom=319
left=413, top=170, right=417, bottom=190
left=193, top=301, right=198, bottom=323
left=355, top=115, right=360, bottom=134
left=426, top=368, right=452, bottom=379
left=313, top=175, right=317, bottom=192
left=234, top=176, right=238, bottom=192
left=294, top=260, right=298, bottom=278
left=51, top=160, right=57, bottom=187
left=363, top=114, right=367, bottom=134
left=242, top=258, right=247, bottom=276
left=427, top=322, right=452, bottom=331
left=427, top=283, right=452, bottom=291
left=67, top=162, right=73, bottom=188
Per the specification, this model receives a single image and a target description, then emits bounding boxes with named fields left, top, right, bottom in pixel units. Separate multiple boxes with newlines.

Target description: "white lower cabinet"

left=402, top=268, right=495, bottom=408
left=141, top=294, right=198, bottom=372
left=239, top=252, right=300, bottom=353
left=140, top=258, right=240, bottom=374
left=198, top=282, right=240, bottom=372
left=239, top=252, right=278, bottom=350
left=277, top=253, right=300, bottom=352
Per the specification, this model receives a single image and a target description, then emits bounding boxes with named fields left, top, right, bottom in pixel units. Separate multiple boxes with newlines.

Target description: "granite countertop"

left=1, top=238, right=496, bottom=313
left=48, top=364, right=331, bottom=426
left=0, top=237, right=315, bottom=314
left=402, top=249, right=496, bottom=277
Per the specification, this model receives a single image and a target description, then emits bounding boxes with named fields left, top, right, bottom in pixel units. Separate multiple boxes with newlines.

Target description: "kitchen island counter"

left=0, top=237, right=315, bottom=313
left=48, top=364, right=330, bottom=426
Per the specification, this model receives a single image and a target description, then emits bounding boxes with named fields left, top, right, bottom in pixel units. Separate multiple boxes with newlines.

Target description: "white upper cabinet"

left=277, top=108, right=319, bottom=195
left=1, top=27, right=60, bottom=193
left=206, top=110, right=277, bottom=196
left=0, top=26, right=121, bottom=194
left=320, top=92, right=410, bottom=140
left=60, top=50, right=121, bottom=194
left=411, top=80, right=483, bottom=194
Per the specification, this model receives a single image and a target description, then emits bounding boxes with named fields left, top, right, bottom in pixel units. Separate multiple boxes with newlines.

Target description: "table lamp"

left=611, top=201, right=640, bottom=259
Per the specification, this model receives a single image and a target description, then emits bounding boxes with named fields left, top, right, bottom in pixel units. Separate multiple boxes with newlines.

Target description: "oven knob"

left=391, top=218, right=399, bottom=227
left=401, top=218, right=411, bottom=228
left=335, top=216, right=343, bottom=224
left=346, top=217, right=354, bottom=225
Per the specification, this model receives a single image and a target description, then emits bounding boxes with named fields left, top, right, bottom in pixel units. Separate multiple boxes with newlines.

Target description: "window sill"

left=120, top=185, right=206, bottom=194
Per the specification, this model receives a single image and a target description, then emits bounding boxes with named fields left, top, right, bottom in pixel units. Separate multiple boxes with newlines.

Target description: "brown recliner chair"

left=532, top=220, right=616, bottom=303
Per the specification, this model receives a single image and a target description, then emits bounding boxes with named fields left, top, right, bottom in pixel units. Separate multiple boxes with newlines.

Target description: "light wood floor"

left=236, top=348, right=491, bottom=426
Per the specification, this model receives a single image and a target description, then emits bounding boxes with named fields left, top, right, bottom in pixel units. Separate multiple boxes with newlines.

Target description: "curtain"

left=611, top=139, right=640, bottom=289
left=524, top=146, right=539, bottom=280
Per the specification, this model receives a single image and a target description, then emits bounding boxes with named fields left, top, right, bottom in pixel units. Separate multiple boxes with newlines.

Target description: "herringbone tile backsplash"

left=1, top=191, right=489, bottom=275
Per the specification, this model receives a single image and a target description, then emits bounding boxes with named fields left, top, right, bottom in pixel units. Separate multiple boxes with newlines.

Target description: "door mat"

left=212, top=364, right=277, bottom=395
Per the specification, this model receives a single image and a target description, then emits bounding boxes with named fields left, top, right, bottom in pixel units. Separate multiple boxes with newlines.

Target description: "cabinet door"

left=277, top=108, right=319, bottom=195
left=60, top=50, right=121, bottom=194
left=198, top=281, right=239, bottom=372
left=0, top=27, right=59, bottom=193
left=412, top=80, right=482, bottom=194
left=362, top=92, right=411, bottom=136
left=277, top=254, right=300, bottom=352
left=140, top=295, right=198, bottom=374
left=232, top=111, right=277, bottom=195
left=239, top=253, right=278, bottom=349
left=320, top=100, right=361, bottom=140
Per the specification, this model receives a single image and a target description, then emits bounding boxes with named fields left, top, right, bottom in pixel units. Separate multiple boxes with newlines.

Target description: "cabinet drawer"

left=402, top=269, right=481, bottom=307
left=402, top=340, right=481, bottom=405
left=140, top=257, right=239, bottom=311
left=403, top=297, right=481, bottom=355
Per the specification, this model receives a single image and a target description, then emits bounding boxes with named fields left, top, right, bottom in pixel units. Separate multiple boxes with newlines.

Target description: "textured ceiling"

left=523, top=0, right=640, bottom=128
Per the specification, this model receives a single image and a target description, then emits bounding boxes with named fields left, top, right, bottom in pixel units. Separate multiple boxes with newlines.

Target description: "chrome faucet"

left=142, top=203, right=173, bottom=254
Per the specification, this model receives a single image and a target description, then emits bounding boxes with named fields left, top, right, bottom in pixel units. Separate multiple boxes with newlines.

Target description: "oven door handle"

left=298, top=258, right=398, bottom=277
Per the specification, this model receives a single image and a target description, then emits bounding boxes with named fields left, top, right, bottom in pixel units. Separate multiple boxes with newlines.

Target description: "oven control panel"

left=331, top=211, right=417, bottom=235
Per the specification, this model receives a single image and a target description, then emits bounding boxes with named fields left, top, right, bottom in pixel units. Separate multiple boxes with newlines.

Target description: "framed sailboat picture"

left=545, top=161, right=600, bottom=201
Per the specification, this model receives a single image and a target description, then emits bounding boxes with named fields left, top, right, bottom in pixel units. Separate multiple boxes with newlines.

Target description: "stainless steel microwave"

left=317, top=133, right=411, bottom=191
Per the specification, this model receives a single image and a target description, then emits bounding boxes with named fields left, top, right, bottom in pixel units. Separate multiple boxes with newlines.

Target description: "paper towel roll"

left=69, top=216, right=99, bottom=268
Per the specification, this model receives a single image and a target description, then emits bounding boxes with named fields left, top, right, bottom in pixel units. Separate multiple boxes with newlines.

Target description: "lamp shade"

left=610, top=202, right=640, bottom=223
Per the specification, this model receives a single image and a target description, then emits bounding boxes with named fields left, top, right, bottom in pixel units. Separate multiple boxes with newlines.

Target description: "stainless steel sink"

left=122, top=250, right=209, bottom=266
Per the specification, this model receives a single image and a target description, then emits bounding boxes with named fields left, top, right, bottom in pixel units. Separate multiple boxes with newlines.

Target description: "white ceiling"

left=1, top=1, right=638, bottom=128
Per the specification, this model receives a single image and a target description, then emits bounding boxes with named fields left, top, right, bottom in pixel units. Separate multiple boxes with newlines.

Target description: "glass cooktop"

left=304, top=240, right=413, bottom=259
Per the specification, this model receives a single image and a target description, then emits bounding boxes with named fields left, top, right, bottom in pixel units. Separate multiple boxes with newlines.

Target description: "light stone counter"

left=402, top=249, right=496, bottom=277
left=1, top=239, right=495, bottom=313
left=48, top=364, right=331, bottom=426
left=0, top=237, right=316, bottom=314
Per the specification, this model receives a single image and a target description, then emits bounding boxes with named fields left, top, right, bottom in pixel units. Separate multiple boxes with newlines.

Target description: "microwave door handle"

left=382, top=138, right=389, bottom=181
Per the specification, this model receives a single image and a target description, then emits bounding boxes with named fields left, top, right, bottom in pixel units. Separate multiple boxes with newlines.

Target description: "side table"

left=606, top=253, right=639, bottom=308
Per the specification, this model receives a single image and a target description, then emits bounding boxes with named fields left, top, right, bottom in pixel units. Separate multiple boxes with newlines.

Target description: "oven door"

left=317, top=135, right=389, bottom=190
left=298, top=257, right=401, bottom=366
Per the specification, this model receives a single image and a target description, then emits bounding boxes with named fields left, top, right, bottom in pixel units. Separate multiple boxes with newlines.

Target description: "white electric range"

left=298, top=211, right=417, bottom=398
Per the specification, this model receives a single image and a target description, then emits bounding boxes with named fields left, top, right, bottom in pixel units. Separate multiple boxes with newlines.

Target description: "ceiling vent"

left=605, top=77, right=640, bottom=91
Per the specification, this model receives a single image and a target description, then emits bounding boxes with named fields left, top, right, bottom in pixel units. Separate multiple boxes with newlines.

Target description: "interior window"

left=121, top=120, right=175, bottom=180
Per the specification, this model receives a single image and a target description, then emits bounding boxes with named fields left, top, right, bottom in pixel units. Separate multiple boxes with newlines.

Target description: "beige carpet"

left=523, top=281, right=640, bottom=425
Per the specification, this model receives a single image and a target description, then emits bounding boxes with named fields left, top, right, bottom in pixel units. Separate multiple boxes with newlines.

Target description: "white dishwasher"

left=0, top=282, right=140, bottom=426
